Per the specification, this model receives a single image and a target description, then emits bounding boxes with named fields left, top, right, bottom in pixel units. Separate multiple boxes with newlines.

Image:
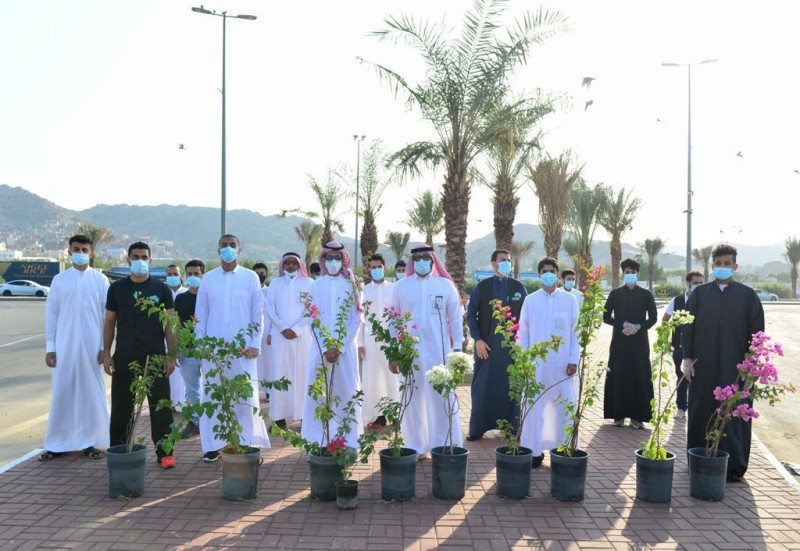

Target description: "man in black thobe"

left=465, top=249, right=527, bottom=440
left=681, top=243, right=764, bottom=481
left=603, top=258, right=657, bottom=429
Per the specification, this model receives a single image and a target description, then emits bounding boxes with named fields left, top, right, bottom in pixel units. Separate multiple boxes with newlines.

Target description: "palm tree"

left=784, top=236, right=800, bottom=299
left=692, top=245, right=714, bottom=280
left=294, top=222, right=323, bottom=267
left=354, top=140, right=393, bottom=264
left=483, top=98, right=553, bottom=250
left=308, top=170, right=346, bottom=245
left=639, top=237, right=666, bottom=291
left=407, top=190, right=445, bottom=245
left=528, top=152, right=584, bottom=259
left=598, top=186, right=643, bottom=288
left=566, top=179, right=606, bottom=275
left=510, top=240, right=535, bottom=279
left=74, top=223, right=114, bottom=267
left=362, top=1, right=568, bottom=296
left=386, top=231, right=411, bottom=264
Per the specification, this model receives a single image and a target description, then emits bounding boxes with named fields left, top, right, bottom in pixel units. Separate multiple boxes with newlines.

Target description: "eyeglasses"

left=411, top=255, right=432, bottom=262
left=324, top=255, right=342, bottom=261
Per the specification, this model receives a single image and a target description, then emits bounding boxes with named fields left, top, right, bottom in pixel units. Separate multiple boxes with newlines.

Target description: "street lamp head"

left=699, top=58, right=718, bottom=65
left=237, top=14, right=257, bottom=20
left=192, top=6, right=213, bottom=14
left=661, top=61, right=680, bottom=67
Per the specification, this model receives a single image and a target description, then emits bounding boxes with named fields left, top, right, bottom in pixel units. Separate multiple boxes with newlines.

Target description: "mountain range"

left=0, top=184, right=789, bottom=273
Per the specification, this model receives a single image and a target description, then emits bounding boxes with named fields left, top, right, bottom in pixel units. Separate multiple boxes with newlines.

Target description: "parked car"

left=753, top=288, right=779, bottom=302
left=0, top=280, right=50, bottom=297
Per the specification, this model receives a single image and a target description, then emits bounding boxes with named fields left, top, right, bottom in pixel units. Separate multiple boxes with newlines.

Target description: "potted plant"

left=552, top=265, right=607, bottom=502
left=689, top=331, right=793, bottom=501
left=426, top=351, right=472, bottom=499
left=106, top=353, right=164, bottom=499
left=271, top=285, right=362, bottom=501
left=636, top=309, right=695, bottom=503
left=490, top=300, right=563, bottom=500
left=365, top=304, right=420, bottom=502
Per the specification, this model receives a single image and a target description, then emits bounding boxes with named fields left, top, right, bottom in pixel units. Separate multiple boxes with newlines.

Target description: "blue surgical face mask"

left=71, top=252, right=90, bottom=267
left=130, top=259, right=149, bottom=276
left=370, top=268, right=384, bottom=281
left=395, top=272, right=405, bottom=280
left=220, top=246, right=238, bottom=263
left=166, top=276, right=181, bottom=288
left=564, top=280, right=575, bottom=291
left=540, top=272, right=558, bottom=287
left=624, top=273, right=638, bottom=286
left=326, top=259, right=342, bottom=275
left=414, top=259, right=432, bottom=276
left=497, top=260, right=512, bottom=277
left=712, top=267, right=734, bottom=280
left=186, top=276, right=202, bottom=288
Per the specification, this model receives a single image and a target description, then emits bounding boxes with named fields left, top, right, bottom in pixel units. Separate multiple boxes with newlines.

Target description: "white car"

left=753, top=288, right=779, bottom=302
left=0, top=280, right=50, bottom=297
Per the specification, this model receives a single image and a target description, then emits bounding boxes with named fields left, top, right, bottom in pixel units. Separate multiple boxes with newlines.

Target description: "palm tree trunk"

left=442, top=169, right=470, bottom=298
left=493, top=175, right=518, bottom=251
left=610, top=235, right=622, bottom=288
left=791, top=265, right=798, bottom=299
left=322, top=226, right=334, bottom=246
left=360, top=211, right=379, bottom=264
left=544, top=232, right=561, bottom=260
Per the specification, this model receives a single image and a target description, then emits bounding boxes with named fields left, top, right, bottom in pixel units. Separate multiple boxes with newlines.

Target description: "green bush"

left=760, top=282, right=792, bottom=299
left=465, top=278, right=478, bottom=296
left=652, top=283, right=684, bottom=300
left=523, top=279, right=542, bottom=294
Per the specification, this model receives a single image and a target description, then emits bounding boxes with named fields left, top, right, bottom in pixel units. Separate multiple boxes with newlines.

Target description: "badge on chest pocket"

left=430, top=294, right=444, bottom=314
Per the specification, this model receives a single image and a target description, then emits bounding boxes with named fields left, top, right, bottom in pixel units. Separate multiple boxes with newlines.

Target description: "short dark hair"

left=185, top=259, right=205, bottom=273
left=309, top=262, right=321, bottom=274
left=620, top=258, right=640, bottom=273
left=128, top=241, right=150, bottom=257
left=219, top=234, right=240, bottom=248
left=561, top=269, right=576, bottom=279
left=537, top=257, right=559, bottom=273
left=491, top=249, right=511, bottom=262
left=712, top=243, right=737, bottom=263
left=68, top=234, right=93, bottom=248
left=395, top=260, right=406, bottom=269
left=167, top=264, right=178, bottom=269
left=252, top=262, right=268, bottom=272
left=369, top=253, right=385, bottom=266
left=685, top=270, right=703, bottom=283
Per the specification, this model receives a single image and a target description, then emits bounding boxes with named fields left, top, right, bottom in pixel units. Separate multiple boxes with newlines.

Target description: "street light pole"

left=662, top=58, right=717, bottom=274
left=192, top=6, right=257, bottom=237
left=353, top=134, right=366, bottom=267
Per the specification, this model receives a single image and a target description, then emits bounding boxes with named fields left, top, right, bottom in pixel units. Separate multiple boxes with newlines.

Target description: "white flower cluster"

left=671, top=310, right=695, bottom=325
left=426, top=364, right=454, bottom=389
left=447, top=351, right=474, bottom=374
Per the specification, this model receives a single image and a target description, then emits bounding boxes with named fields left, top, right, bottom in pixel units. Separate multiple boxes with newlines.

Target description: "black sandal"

left=38, top=451, right=63, bottom=461
left=82, top=447, right=105, bottom=460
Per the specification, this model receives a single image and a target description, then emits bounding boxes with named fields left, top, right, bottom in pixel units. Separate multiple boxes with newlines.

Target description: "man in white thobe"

left=41, top=234, right=110, bottom=460
left=391, top=244, right=464, bottom=457
left=166, top=264, right=187, bottom=409
left=360, top=253, right=399, bottom=428
left=265, top=252, right=312, bottom=427
left=561, top=268, right=584, bottom=310
left=195, top=234, right=269, bottom=461
left=519, top=258, right=580, bottom=468
left=301, top=241, right=364, bottom=449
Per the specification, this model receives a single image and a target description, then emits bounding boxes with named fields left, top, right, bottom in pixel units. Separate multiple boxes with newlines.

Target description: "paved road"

left=1, top=298, right=798, bottom=469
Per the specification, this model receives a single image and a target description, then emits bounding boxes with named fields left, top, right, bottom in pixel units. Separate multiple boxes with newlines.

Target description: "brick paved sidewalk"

left=2, top=328, right=799, bottom=550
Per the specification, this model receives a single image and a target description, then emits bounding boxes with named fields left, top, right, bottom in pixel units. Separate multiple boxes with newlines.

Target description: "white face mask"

left=326, top=259, right=342, bottom=275
left=286, top=269, right=297, bottom=279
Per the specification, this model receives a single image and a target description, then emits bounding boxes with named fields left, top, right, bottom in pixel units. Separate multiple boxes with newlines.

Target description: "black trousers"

left=110, top=353, right=173, bottom=458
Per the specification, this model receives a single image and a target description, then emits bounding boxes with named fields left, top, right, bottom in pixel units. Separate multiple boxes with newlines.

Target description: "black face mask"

left=258, top=274, right=267, bottom=284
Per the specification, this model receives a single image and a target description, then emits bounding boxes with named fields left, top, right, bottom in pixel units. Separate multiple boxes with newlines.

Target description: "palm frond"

left=387, top=141, right=442, bottom=181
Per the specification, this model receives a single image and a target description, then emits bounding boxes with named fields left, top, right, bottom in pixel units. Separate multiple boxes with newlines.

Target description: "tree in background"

left=510, top=240, right=535, bottom=279
left=598, top=185, right=643, bottom=288
left=363, top=0, right=568, bottom=297
left=565, top=179, right=606, bottom=275
left=355, top=140, right=393, bottom=264
left=639, top=237, right=666, bottom=291
left=784, top=236, right=800, bottom=298
left=386, top=231, right=411, bottom=264
left=692, top=245, right=714, bottom=281
left=528, top=152, right=583, bottom=259
left=74, top=223, right=114, bottom=267
left=308, top=170, right=347, bottom=245
left=407, top=190, right=445, bottom=246
left=294, top=222, right=323, bottom=267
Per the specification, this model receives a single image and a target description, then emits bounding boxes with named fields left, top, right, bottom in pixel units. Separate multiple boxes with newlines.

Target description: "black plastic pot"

left=336, top=479, right=359, bottom=510
left=106, top=444, right=147, bottom=498
left=495, top=446, right=532, bottom=499
left=688, top=447, right=729, bottom=501
left=549, top=448, right=589, bottom=502
left=308, top=452, right=344, bottom=501
left=431, top=446, right=469, bottom=500
left=635, top=449, right=675, bottom=503
left=379, top=447, right=417, bottom=502
left=221, top=447, right=262, bottom=500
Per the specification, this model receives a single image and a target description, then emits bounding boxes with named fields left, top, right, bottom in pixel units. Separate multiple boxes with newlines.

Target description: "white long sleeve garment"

left=361, top=280, right=400, bottom=421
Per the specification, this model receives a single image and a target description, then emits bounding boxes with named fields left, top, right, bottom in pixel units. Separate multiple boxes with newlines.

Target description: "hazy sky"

left=2, top=0, right=798, bottom=252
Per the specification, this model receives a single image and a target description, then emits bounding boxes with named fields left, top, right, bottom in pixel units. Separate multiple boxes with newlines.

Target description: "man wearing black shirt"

left=175, top=259, right=204, bottom=438
left=103, top=242, right=176, bottom=468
